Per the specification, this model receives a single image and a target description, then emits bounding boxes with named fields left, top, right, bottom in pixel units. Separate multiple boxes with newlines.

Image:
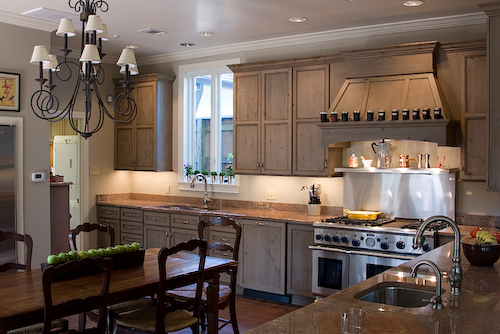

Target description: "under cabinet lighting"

left=289, top=16, right=307, bottom=23
left=403, top=0, right=425, bottom=7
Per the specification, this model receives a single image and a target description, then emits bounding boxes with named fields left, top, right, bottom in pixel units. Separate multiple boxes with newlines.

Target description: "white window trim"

left=177, top=58, right=241, bottom=194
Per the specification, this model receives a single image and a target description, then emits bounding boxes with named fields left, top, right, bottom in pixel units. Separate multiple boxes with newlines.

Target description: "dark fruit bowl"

left=462, top=241, right=500, bottom=267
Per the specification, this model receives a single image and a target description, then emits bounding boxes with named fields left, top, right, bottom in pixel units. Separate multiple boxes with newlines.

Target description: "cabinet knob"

left=257, top=222, right=267, bottom=226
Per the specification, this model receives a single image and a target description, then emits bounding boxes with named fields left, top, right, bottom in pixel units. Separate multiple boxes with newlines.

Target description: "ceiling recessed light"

left=289, top=17, right=307, bottom=23
left=180, top=43, right=196, bottom=47
left=403, top=0, right=425, bottom=7
left=198, top=32, right=214, bottom=37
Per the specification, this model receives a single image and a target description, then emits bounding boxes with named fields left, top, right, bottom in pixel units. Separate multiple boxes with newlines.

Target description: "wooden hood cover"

left=320, top=41, right=459, bottom=146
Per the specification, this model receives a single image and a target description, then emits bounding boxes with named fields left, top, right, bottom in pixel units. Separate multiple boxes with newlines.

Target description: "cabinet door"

left=287, top=224, right=314, bottom=297
left=115, top=86, right=137, bottom=170
left=293, top=65, right=330, bottom=176
left=144, top=224, right=171, bottom=249
left=233, top=71, right=261, bottom=174
left=261, top=68, right=292, bottom=175
left=97, top=218, right=120, bottom=248
left=134, top=82, right=156, bottom=170
left=461, top=52, right=487, bottom=181
left=171, top=228, right=199, bottom=251
left=240, top=220, right=286, bottom=295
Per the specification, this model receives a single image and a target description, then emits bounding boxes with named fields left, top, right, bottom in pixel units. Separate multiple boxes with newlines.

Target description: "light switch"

left=90, top=166, right=100, bottom=175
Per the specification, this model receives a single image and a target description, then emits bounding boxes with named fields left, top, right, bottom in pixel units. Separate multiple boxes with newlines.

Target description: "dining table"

left=0, top=248, right=237, bottom=334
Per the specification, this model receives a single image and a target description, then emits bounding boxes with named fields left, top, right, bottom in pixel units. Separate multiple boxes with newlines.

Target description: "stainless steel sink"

left=355, top=282, right=440, bottom=308
left=155, top=205, right=216, bottom=211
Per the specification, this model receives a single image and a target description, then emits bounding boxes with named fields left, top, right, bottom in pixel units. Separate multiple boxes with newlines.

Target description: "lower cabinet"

left=144, top=211, right=171, bottom=249
left=239, top=219, right=286, bottom=295
left=287, top=223, right=314, bottom=298
left=97, top=205, right=121, bottom=248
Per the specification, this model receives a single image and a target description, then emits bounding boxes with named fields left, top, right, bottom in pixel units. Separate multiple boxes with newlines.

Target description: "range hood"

left=319, top=41, right=459, bottom=147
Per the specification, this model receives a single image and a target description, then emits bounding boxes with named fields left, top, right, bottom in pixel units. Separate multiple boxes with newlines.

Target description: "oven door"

left=348, top=250, right=414, bottom=287
left=310, top=246, right=349, bottom=297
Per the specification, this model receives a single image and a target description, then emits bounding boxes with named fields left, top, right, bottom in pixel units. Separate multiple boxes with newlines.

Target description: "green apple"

left=105, top=246, right=114, bottom=255
left=87, top=249, right=97, bottom=258
left=97, top=248, right=107, bottom=257
left=114, top=245, right=124, bottom=254
left=131, top=242, right=140, bottom=251
left=57, top=252, right=68, bottom=263
left=67, top=250, right=78, bottom=260
left=77, top=250, right=87, bottom=259
left=122, top=244, right=131, bottom=253
left=47, top=254, right=59, bottom=265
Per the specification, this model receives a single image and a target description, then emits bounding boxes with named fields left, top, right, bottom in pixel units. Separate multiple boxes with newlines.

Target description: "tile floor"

left=67, top=295, right=302, bottom=333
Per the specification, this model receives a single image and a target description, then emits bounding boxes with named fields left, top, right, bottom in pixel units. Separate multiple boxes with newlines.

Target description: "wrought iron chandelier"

left=29, top=0, right=138, bottom=139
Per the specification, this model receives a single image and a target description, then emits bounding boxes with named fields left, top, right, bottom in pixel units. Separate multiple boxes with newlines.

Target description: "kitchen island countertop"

left=245, top=241, right=500, bottom=334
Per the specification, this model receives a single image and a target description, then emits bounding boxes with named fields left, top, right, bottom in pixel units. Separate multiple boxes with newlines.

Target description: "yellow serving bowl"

left=343, top=209, right=382, bottom=220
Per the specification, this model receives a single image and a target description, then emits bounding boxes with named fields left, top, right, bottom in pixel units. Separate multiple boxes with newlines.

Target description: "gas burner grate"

left=400, top=220, right=448, bottom=231
left=323, top=217, right=394, bottom=227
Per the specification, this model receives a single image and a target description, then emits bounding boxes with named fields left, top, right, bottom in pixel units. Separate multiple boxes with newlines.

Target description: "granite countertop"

left=245, top=241, right=500, bottom=334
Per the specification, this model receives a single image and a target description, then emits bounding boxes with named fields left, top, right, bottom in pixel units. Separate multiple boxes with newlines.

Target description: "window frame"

left=177, top=58, right=241, bottom=194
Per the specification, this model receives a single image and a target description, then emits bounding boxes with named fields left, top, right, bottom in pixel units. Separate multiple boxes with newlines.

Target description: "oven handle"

left=308, top=245, right=415, bottom=260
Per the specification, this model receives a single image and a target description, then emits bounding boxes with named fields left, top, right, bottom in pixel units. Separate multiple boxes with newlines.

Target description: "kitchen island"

left=244, top=241, right=500, bottom=334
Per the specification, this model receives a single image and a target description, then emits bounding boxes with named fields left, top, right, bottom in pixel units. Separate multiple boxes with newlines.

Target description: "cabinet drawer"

left=144, top=211, right=169, bottom=226
left=171, top=214, right=199, bottom=230
left=98, top=205, right=120, bottom=220
left=121, top=208, right=143, bottom=222
left=121, top=233, right=143, bottom=245
left=121, top=221, right=143, bottom=235
left=209, top=231, right=236, bottom=247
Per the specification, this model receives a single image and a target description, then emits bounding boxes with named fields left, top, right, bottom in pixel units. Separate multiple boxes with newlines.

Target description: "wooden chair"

left=114, top=239, right=208, bottom=334
left=0, top=231, right=69, bottom=334
left=166, top=216, right=242, bottom=334
left=42, top=257, right=113, bottom=334
left=0, top=231, right=33, bottom=273
left=69, top=223, right=153, bottom=333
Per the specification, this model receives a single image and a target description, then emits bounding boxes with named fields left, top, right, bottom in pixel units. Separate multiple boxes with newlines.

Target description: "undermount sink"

left=155, top=205, right=216, bottom=211
left=355, top=282, right=440, bottom=308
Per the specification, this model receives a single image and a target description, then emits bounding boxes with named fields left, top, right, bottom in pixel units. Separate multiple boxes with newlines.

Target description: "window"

left=178, top=58, right=240, bottom=188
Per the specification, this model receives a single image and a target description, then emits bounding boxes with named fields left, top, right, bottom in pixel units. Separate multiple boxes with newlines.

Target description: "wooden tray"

left=41, top=249, right=145, bottom=280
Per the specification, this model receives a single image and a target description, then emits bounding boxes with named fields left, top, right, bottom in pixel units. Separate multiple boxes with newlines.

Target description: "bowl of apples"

left=462, top=228, right=500, bottom=267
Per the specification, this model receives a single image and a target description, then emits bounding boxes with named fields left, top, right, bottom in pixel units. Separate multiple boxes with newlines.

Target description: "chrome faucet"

left=190, top=173, right=212, bottom=209
left=410, top=259, right=445, bottom=310
left=412, top=215, right=462, bottom=295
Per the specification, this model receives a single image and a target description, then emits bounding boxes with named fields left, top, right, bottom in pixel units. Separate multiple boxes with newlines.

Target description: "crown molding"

left=0, top=10, right=57, bottom=31
left=139, top=12, right=487, bottom=66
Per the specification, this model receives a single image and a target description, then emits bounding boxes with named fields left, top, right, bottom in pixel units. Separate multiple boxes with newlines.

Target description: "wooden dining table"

left=0, top=248, right=237, bottom=334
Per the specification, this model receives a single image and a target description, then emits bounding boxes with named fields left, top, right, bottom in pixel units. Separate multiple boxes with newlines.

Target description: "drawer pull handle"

left=104, top=211, right=114, bottom=214
left=183, top=221, right=190, bottom=224
left=127, top=226, right=137, bottom=230
left=257, top=222, right=267, bottom=226
left=222, top=252, right=229, bottom=256
left=221, top=238, right=229, bottom=242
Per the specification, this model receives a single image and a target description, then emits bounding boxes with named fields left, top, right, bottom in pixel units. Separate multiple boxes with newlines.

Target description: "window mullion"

left=211, top=70, right=220, bottom=173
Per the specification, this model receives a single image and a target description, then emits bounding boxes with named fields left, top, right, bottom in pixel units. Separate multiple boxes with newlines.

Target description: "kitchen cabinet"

left=233, top=68, right=292, bottom=175
left=170, top=214, right=199, bottom=249
left=97, top=205, right=120, bottom=248
left=286, top=223, right=314, bottom=299
left=119, top=208, right=143, bottom=245
left=143, top=210, right=170, bottom=249
left=114, top=73, right=174, bottom=171
left=239, top=219, right=286, bottom=295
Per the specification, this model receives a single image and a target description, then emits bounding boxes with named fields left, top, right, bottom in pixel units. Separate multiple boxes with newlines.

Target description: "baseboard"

left=242, top=288, right=292, bottom=304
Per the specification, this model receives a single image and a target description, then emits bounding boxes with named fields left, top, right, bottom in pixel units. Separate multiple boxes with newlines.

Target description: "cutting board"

left=314, top=312, right=429, bottom=334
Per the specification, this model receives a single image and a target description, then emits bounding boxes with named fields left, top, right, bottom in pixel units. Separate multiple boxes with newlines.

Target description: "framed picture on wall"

left=0, top=72, right=20, bottom=112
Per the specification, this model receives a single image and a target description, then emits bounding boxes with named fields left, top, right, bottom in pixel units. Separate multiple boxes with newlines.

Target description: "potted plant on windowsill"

left=226, top=165, right=234, bottom=184
left=219, top=172, right=225, bottom=184
left=184, top=163, right=193, bottom=182
left=194, top=170, right=201, bottom=182
left=210, top=171, right=218, bottom=183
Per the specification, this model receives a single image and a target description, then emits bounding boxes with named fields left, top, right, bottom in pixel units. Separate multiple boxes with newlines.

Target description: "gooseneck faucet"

left=410, top=259, right=445, bottom=310
left=190, top=173, right=212, bottom=209
left=413, top=215, right=462, bottom=295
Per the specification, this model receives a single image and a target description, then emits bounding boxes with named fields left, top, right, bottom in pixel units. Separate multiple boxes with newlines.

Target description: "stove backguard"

left=342, top=170, right=456, bottom=221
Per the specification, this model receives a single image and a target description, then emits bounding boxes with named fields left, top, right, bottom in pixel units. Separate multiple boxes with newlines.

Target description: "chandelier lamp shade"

left=29, top=0, right=138, bottom=139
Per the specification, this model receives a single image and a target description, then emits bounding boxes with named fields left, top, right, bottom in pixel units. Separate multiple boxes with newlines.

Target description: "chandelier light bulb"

left=116, top=48, right=138, bottom=68
left=85, top=14, right=104, bottom=33
left=30, top=45, right=51, bottom=64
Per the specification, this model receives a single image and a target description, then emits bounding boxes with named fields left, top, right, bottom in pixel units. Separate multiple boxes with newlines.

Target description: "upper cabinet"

left=114, top=73, right=175, bottom=171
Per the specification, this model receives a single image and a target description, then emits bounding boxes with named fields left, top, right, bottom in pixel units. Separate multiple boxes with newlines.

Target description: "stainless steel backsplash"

left=342, top=170, right=456, bottom=220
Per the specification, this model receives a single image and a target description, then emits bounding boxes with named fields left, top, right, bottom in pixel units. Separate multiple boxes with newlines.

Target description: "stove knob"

left=366, top=237, right=376, bottom=247
left=341, top=236, right=349, bottom=244
left=396, top=241, right=405, bottom=250
left=315, top=234, right=323, bottom=241
left=351, top=239, right=360, bottom=247
left=324, top=234, right=332, bottom=242
left=380, top=241, right=390, bottom=250
left=422, top=243, right=432, bottom=252
left=332, top=235, right=340, bottom=243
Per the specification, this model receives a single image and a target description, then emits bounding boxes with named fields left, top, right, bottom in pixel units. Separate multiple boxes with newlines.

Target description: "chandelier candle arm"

left=29, top=0, right=138, bottom=139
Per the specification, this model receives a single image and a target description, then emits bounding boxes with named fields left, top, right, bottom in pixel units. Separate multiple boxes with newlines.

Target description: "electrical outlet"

left=89, top=166, right=99, bottom=175
left=165, top=184, right=170, bottom=194
left=266, top=189, right=278, bottom=200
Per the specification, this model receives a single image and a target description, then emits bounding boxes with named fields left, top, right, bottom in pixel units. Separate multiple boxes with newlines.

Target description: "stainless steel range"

left=310, top=168, right=456, bottom=298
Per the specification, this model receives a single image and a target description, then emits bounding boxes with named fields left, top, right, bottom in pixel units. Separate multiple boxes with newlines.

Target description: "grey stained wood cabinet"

left=239, top=219, right=286, bottom=295
left=97, top=205, right=120, bottom=248
left=286, top=223, right=314, bottom=298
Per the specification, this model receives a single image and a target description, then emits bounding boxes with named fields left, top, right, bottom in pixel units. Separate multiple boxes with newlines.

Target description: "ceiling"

left=0, top=0, right=488, bottom=64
